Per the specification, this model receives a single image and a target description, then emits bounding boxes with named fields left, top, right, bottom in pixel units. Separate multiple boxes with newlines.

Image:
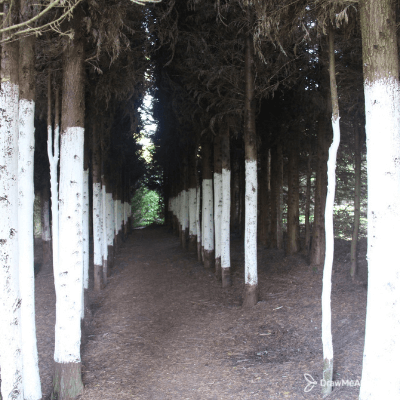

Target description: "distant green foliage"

left=131, top=186, right=164, bottom=227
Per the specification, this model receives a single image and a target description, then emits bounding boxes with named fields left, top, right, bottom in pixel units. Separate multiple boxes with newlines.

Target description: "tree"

left=0, top=3, right=23, bottom=399
left=359, top=0, right=400, bottom=398
left=52, top=8, right=85, bottom=398
left=18, top=1, right=42, bottom=397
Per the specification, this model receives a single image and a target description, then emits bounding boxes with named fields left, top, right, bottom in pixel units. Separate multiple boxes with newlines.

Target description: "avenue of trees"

left=0, top=0, right=398, bottom=399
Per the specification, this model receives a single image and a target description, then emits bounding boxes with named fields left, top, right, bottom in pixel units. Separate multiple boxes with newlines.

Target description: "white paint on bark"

left=48, top=114, right=60, bottom=277
left=102, top=183, right=108, bottom=261
left=18, top=98, right=42, bottom=400
left=214, top=172, right=222, bottom=259
left=202, top=178, right=214, bottom=252
left=322, top=115, right=340, bottom=371
left=106, top=192, right=114, bottom=246
left=93, top=182, right=103, bottom=267
left=188, top=187, right=197, bottom=236
left=182, top=190, right=189, bottom=233
left=360, top=78, right=400, bottom=399
left=221, top=168, right=231, bottom=270
left=196, top=187, right=201, bottom=246
left=54, top=126, right=84, bottom=363
left=114, top=197, right=119, bottom=237
left=245, top=159, right=257, bottom=286
left=0, top=80, right=23, bottom=400
left=82, top=169, right=89, bottom=290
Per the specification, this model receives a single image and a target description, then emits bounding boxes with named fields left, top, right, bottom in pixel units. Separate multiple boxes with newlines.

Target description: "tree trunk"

left=221, top=124, right=232, bottom=287
left=101, top=176, right=108, bottom=284
left=214, top=133, right=223, bottom=279
left=106, top=180, right=115, bottom=271
left=201, top=138, right=214, bottom=269
left=92, top=124, right=103, bottom=292
left=53, top=9, right=85, bottom=398
left=359, top=1, right=400, bottom=398
left=310, top=113, right=329, bottom=267
left=350, top=125, right=362, bottom=278
left=321, top=27, right=341, bottom=398
left=243, top=35, right=258, bottom=307
left=82, top=127, right=90, bottom=314
left=188, top=149, right=198, bottom=252
left=196, top=185, right=202, bottom=261
left=286, top=134, right=300, bottom=254
left=231, top=151, right=241, bottom=236
left=18, top=21, right=42, bottom=398
left=0, top=4, right=23, bottom=397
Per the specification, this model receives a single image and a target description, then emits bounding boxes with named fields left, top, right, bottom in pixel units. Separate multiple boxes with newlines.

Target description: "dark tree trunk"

left=242, top=35, right=258, bottom=308
left=310, top=113, right=329, bottom=268
left=276, top=143, right=284, bottom=250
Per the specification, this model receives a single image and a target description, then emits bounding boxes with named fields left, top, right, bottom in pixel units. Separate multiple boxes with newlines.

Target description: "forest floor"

left=34, top=226, right=368, bottom=400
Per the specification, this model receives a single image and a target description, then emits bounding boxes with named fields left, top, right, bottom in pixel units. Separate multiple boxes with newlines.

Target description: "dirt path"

left=35, top=227, right=367, bottom=399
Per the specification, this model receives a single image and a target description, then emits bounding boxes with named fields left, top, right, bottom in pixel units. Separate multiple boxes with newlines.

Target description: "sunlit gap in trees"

left=132, top=89, right=164, bottom=227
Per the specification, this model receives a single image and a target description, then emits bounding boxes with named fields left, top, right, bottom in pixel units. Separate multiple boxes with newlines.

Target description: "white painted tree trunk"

left=221, top=167, right=231, bottom=286
left=196, top=186, right=201, bottom=260
left=202, top=178, right=214, bottom=267
left=82, top=169, right=89, bottom=291
left=106, top=192, right=114, bottom=248
left=188, top=187, right=197, bottom=236
left=102, top=183, right=108, bottom=283
left=214, top=171, right=222, bottom=272
left=54, top=126, right=84, bottom=364
left=19, top=98, right=42, bottom=400
left=48, top=113, right=60, bottom=278
left=321, top=28, right=340, bottom=397
left=0, top=78, right=24, bottom=400
left=359, top=78, right=400, bottom=399
left=244, top=159, right=258, bottom=302
left=93, top=182, right=103, bottom=268
left=322, top=117, right=340, bottom=395
left=42, top=197, right=51, bottom=242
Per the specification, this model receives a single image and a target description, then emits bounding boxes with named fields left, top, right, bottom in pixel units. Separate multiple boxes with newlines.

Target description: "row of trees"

left=151, top=0, right=400, bottom=398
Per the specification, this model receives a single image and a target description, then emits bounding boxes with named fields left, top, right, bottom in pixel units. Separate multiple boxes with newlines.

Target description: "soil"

left=33, top=226, right=368, bottom=399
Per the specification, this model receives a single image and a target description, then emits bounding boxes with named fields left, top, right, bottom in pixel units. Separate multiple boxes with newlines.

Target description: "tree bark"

left=359, top=1, right=400, bottom=398
left=350, top=125, right=362, bottom=278
left=53, top=8, right=85, bottom=398
left=0, top=3, right=23, bottom=398
left=18, top=17, right=42, bottom=397
left=276, top=143, right=283, bottom=250
left=188, top=149, right=198, bottom=252
left=243, top=35, right=258, bottom=307
left=201, top=138, right=214, bottom=269
left=221, top=124, right=232, bottom=287
left=321, top=26, right=341, bottom=398
left=310, top=113, right=329, bottom=267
